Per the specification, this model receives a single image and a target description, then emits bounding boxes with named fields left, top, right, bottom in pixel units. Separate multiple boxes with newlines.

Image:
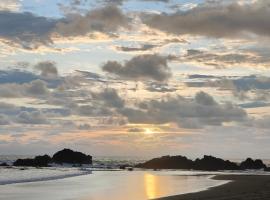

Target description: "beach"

left=0, top=169, right=227, bottom=200
left=159, top=175, right=270, bottom=200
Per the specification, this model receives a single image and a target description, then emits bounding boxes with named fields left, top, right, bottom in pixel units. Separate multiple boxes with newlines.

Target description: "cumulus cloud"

left=0, top=11, right=56, bottom=49
left=0, top=79, right=49, bottom=98
left=0, top=5, right=129, bottom=49
left=94, top=88, right=125, bottom=108
left=102, top=54, right=172, bottom=82
left=34, top=61, right=58, bottom=78
left=55, top=5, right=129, bottom=37
left=120, top=91, right=247, bottom=128
left=142, top=1, right=270, bottom=39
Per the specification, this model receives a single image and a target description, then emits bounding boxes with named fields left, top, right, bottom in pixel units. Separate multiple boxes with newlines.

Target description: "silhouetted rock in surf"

left=136, top=155, right=267, bottom=171
left=52, top=149, right=92, bottom=164
left=193, top=155, right=239, bottom=171
left=13, top=155, right=51, bottom=167
left=13, top=149, right=92, bottom=167
left=240, top=158, right=266, bottom=170
left=135, top=155, right=193, bottom=169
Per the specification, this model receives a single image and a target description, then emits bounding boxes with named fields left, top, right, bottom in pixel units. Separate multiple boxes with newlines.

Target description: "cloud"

left=102, top=54, right=172, bottom=82
left=142, top=1, right=270, bottom=39
left=0, top=11, right=56, bottom=49
left=182, top=49, right=259, bottom=67
left=115, top=44, right=158, bottom=52
left=0, top=114, right=10, bottom=125
left=0, top=79, right=49, bottom=98
left=55, top=5, right=129, bottom=37
left=34, top=61, right=58, bottom=78
left=94, top=88, right=125, bottom=108
left=0, top=5, right=130, bottom=49
left=0, top=0, right=21, bottom=11
left=145, top=82, right=177, bottom=93
left=15, top=111, right=49, bottom=124
left=0, top=69, right=39, bottom=84
left=120, top=91, right=247, bottom=128
left=128, top=127, right=144, bottom=132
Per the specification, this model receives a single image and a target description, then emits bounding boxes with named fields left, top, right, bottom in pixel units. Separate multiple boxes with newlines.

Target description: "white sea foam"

left=0, top=167, right=91, bottom=185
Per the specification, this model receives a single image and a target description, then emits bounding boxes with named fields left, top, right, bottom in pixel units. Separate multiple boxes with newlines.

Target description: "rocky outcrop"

left=135, top=155, right=193, bottom=169
left=193, top=155, right=239, bottom=171
left=13, top=155, right=51, bottom=167
left=240, top=158, right=266, bottom=170
left=52, top=149, right=92, bottom=164
left=13, top=149, right=92, bottom=167
left=136, top=155, right=267, bottom=171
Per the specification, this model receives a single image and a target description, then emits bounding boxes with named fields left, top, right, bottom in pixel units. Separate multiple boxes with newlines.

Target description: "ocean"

left=0, top=155, right=269, bottom=200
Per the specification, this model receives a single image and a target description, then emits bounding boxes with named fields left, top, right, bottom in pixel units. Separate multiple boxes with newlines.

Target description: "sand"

left=158, top=175, right=270, bottom=200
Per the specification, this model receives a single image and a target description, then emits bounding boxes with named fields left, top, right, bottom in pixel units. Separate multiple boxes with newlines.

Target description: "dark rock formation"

left=193, top=155, right=239, bottom=171
left=0, top=162, right=9, bottom=166
left=136, top=155, right=268, bottom=171
left=264, top=167, right=270, bottom=172
left=52, top=149, right=92, bottom=164
left=13, top=155, right=51, bottom=167
left=240, top=158, right=266, bottom=170
left=135, top=155, right=193, bottom=169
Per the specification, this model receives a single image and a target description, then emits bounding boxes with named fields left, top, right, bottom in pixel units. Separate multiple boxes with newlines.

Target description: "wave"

left=0, top=167, right=91, bottom=185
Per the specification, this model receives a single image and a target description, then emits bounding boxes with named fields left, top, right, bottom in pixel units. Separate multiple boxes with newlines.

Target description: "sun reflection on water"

left=144, top=173, right=158, bottom=199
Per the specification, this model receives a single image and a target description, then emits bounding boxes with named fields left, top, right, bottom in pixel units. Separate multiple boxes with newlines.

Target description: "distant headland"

left=136, top=155, right=270, bottom=171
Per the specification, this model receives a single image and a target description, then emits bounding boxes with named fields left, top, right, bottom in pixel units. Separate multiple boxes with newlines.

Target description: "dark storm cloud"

left=102, top=54, right=172, bottom=82
left=142, top=1, right=270, bottom=39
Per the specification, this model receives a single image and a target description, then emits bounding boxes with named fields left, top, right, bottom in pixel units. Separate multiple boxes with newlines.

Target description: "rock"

left=0, top=162, right=9, bottom=166
left=13, top=155, right=51, bottom=167
left=119, top=165, right=130, bottom=170
left=136, top=155, right=239, bottom=171
left=193, top=155, right=239, bottom=171
left=52, top=149, right=92, bottom=164
left=264, top=167, right=270, bottom=172
left=240, top=158, right=266, bottom=170
left=136, top=155, right=193, bottom=169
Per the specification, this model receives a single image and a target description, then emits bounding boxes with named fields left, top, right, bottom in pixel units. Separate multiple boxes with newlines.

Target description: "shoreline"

left=0, top=167, right=92, bottom=186
left=157, top=174, right=270, bottom=200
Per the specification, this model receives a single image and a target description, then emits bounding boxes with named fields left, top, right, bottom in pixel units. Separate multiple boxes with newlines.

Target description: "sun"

left=144, top=128, right=154, bottom=135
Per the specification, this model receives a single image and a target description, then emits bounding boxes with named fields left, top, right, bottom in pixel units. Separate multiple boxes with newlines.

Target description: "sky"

left=1, top=0, right=270, bottom=159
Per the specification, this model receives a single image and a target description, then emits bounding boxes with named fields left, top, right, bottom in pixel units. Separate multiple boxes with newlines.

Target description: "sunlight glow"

left=144, top=173, right=158, bottom=199
left=144, top=128, right=154, bottom=135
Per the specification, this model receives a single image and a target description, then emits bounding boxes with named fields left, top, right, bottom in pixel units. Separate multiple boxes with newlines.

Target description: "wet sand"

left=158, top=175, right=270, bottom=200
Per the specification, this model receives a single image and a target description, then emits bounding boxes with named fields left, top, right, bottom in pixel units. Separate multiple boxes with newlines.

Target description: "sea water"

left=0, top=170, right=228, bottom=200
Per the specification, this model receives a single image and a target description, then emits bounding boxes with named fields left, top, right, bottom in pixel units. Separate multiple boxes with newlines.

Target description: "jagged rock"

left=240, top=158, right=266, bottom=170
left=13, top=155, right=51, bottom=167
left=52, top=149, right=92, bottom=164
left=135, top=155, right=193, bottom=169
left=193, top=155, right=239, bottom=171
